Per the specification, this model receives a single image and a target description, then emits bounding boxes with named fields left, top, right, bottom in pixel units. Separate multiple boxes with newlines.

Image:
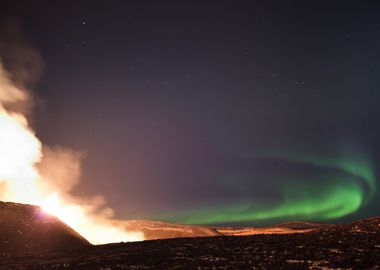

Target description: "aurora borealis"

left=1, top=1, right=379, bottom=226
left=163, top=149, right=375, bottom=224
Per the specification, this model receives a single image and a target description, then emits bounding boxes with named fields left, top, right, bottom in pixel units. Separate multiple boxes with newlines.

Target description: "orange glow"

left=0, top=62, right=143, bottom=244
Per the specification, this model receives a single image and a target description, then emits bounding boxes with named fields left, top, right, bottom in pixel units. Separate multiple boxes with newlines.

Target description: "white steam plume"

left=0, top=21, right=143, bottom=244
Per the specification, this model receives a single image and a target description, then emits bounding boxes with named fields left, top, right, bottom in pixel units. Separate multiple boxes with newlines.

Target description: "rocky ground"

left=0, top=216, right=379, bottom=270
left=0, top=201, right=90, bottom=252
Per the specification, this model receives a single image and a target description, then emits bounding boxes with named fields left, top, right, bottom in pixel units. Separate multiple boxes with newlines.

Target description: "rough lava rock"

left=0, top=215, right=379, bottom=269
left=0, top=201, right=90, bottom=253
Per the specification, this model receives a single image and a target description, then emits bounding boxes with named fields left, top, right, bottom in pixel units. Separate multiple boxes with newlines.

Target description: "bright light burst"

left=0, top=62, right=143, bottom=244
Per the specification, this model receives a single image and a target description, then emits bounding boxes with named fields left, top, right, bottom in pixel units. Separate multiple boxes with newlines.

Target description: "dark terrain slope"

left=0, top=201, right=90, bottom=252
left=272, top=220, right=334, bottom=230
left=1, top=216, right=379, bottom=269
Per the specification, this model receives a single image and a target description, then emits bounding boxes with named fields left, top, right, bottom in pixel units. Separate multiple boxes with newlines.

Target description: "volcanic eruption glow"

left=0, top=60, right=143, bottom=244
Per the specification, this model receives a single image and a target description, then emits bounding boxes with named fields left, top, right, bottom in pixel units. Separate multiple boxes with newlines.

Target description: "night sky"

left=1, top=1, right=380, bottom=225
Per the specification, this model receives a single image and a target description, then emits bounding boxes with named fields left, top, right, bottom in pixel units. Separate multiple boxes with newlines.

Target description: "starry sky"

left=1, top=1, right=380, bottom=225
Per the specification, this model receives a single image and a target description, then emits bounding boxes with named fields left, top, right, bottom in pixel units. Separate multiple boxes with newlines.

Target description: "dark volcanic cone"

left=0, top=201, right=90, bottom=253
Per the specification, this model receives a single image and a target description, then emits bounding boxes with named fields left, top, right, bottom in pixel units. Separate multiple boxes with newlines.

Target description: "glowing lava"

left=0, top=61, right=143, bottom=244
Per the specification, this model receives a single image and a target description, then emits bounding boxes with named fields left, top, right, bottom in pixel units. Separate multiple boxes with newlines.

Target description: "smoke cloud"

left=0, top=20, right=143, bottom=244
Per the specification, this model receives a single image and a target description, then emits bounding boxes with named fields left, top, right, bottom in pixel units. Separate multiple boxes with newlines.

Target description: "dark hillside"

left=0, top=201, right=90, bottom=253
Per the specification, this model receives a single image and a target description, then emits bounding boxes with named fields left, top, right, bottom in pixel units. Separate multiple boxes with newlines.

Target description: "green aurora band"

left=163, top=151, right=376, bottom=225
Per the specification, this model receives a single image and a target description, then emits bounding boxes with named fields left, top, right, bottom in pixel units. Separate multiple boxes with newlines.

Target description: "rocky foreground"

left=0, top=201, right=90, bottom=252
left=0, top=216, right=379, bottom=270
